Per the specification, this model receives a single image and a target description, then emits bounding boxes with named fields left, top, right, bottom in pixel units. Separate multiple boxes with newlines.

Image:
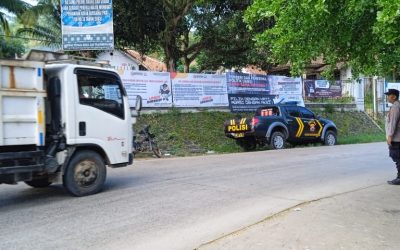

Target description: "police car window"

left=299, top=107, right=315, bottom=119
left=285, top=107, right=300, bottom=117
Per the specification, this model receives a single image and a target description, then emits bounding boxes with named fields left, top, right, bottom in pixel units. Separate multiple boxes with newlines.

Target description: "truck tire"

left=324, top=130, right=337, bottom=146
left=63, top=150, right=106, bottom=197
left=270, top=131, right=286, bottom=150
left=25, top=177, right=52, bottom=188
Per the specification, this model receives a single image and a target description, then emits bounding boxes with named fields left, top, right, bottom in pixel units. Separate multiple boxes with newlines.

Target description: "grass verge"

left=134, top=109, right=385, bottom=157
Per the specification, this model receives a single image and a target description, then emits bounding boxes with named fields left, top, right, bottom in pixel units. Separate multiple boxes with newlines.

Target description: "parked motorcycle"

left=133, top=125, right=162, bottom=158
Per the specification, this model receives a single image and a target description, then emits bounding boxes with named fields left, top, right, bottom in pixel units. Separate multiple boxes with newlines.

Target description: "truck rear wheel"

left=63, top=150, right=106, bottom=197
left=25, top=177, right=52, bottom=188
left=270, top=131, right=286, bottom=150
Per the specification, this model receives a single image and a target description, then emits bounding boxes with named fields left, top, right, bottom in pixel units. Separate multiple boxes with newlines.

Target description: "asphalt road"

left=0, top=142, right=394, bottom=250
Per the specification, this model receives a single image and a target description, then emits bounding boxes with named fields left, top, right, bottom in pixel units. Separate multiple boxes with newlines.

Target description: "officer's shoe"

left=387, top=178, right=400, bottom=185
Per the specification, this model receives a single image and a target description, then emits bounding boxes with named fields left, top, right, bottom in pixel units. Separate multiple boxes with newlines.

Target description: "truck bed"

left=0, top=60, right=46, bottom=146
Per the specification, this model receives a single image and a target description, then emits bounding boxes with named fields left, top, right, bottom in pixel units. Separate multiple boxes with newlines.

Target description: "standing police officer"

left=385, top=88, right=400, bottom=185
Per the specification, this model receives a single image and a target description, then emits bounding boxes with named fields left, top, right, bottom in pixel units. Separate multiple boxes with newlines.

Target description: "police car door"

left=283, top=106, right=302, bottom=140
left=298, top=107, right=322, bottom=139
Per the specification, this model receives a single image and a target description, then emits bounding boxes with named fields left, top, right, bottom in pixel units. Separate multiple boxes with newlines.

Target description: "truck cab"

left=0, top=52, right=142, bottom=196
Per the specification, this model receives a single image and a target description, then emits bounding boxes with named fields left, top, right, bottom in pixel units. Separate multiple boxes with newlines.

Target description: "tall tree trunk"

left=161, top=0, right=194, bottom=72
left=182, top=31, right=190, bottom=73
left=183, top=56, right=190, bottom=73
left=164, top=38, right=177, bottom=72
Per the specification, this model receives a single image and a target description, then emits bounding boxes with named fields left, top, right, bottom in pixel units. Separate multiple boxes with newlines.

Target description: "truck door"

left=298, top=107, right=322, bottom=139
left=74, top=69, right=130, bottom=164
left=283, top=106, right=302, bottom=140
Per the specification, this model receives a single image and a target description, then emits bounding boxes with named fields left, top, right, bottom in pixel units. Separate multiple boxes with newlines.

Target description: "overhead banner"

left=119, top=70, right=172, bottom=107
left=61, top=0, right=114, bottom=50
left=171, top=73, right=228, bottom=107
left=304, top=80, right=342, bottom=98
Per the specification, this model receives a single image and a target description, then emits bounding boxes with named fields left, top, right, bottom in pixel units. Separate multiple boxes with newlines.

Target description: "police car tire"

left=270, top=131, right=286, bottom=150
left=324, top=131, right=337, bottom=146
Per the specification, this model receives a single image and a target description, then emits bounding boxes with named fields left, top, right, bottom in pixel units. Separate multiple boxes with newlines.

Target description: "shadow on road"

left=0, top=185, right=67, bottom=211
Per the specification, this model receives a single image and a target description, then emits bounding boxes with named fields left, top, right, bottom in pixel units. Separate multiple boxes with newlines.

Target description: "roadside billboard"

left=226, top=73, right=304, bottom=112
left=171, top=73, right=228, bottom=107
left=61, top=0, right=114, bottom=50
left=268, top=75, right=304, bottom=106
left=384, top=82, right=400, bottom=110
left=119, top=70, right=172, bottom=107
left=304, top=80, right=342, bottom=98
left=226, top=72, right=273, bottom=112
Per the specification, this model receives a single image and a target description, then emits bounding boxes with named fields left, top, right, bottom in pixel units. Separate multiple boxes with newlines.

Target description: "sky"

left=23, top=0, right=38, bottom=5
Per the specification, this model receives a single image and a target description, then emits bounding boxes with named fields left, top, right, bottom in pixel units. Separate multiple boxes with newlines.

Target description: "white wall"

left=97, top=50, right=140, bottom=71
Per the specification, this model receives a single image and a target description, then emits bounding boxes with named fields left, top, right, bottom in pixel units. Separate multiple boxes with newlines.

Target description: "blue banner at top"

left=61, top=0, right=112, bottom=27
left=61, top=0, right=114, bottom=51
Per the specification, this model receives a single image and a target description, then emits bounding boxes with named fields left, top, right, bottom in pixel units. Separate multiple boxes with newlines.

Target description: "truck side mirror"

left=131, top=95, right=142, bottom=118
left=135, top=95, right=142, bottom=111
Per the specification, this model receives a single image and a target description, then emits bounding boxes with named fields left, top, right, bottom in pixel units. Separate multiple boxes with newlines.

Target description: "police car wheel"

left=270, top=131, right=285, bottom=150
left=324, top=131, right=337, bottom=146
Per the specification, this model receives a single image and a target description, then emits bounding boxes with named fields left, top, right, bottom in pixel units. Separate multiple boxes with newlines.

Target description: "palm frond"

left=18, top=26, right=61, bottom=48
left=0, top=12, right=11, bottom=36
left=17, top=0, right=61, bottom=48
left=0, top=0, right=30, bottom=15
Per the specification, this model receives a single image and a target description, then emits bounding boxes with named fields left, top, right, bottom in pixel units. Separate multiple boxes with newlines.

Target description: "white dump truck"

left=0, top=50, right=142, bottom=196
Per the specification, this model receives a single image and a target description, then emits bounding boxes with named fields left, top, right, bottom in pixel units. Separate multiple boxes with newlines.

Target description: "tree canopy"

left=245, top=0, right=400, bottom=79
left=17, top=0, right=62, bottom=48
left=113, top=0, right=257, bottom=72
left=0, top=0, right=29, bottom=35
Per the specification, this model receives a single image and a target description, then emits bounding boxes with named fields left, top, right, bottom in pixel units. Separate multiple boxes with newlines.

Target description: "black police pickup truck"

left=224, top=104, right=337, bottom=150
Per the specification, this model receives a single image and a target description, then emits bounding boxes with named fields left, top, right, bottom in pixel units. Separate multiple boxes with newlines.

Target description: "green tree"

left=245, top=0, right=400, bottom=79
left=0, top=34, right=25, bottom=58
left=194, top=0, right=273, bottom=72
left=17, top=0, right=62, bottom=48
left=113, top=0, right=165, bottom=54
left=113, top=0, right=258, bottom=72
left=0, top=0, right=29, bottom=35
left=181, top=0, right=256, bottom=73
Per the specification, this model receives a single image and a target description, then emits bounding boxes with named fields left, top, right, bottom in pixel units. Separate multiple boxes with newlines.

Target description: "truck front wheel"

left=270, top=131, right=286, bottom=150
left=63, top=150, right=106, bottom=197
